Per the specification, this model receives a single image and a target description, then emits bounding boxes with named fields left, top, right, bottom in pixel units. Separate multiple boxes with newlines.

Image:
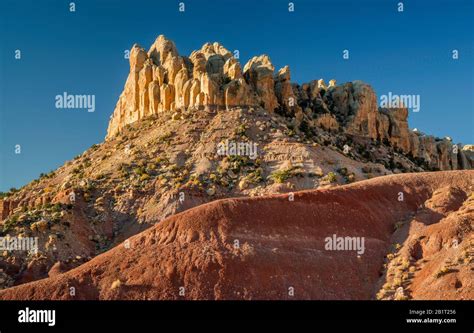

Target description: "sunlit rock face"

left=105, top=35, right=471, bottom=171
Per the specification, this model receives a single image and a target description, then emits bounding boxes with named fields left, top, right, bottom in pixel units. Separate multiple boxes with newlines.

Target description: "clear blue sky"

left=0, top=0, right=473, bottom=191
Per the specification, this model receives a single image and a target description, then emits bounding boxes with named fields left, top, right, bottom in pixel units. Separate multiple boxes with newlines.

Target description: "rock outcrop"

left=295, top=80, right=472, bottom=171
left=107, top=36, right=256, bottom=138
left=106, top=35, right=471, bottom=172
left=0, top=199, right=19, bottom=220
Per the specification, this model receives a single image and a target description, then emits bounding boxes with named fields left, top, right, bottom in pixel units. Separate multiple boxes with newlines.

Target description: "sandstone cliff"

left=106, top=35, right=472, bottom=171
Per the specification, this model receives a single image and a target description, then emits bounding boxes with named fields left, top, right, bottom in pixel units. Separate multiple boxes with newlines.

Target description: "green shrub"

left=246, top=168, right=263, bottom=184
left=2, top=215, right=18, bottom=234
left=336, top=167, right=348, bottom=176
left=158, top=132, right=173, bottom=143
left=133, top=167, right=146, bottom=176
left=345, top=173, right=356, bottom=183
left=52, top=203, right=62, bottom=213
left=269, top=167, right=300, bottom=183
left=72, top=166, right=82, bottom=174
left=326, top=172, right=337, bottom=183
left=235, top=124, right=248, bottom=137
left=434, top=267, right=452, bottom=278
left=140, top=174, right=150, bottom=181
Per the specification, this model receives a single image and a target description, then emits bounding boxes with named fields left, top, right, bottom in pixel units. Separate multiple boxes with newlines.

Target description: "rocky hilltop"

left=0, top=35, right=472, bottom=292
left=107, top=35, right=472, bottom=171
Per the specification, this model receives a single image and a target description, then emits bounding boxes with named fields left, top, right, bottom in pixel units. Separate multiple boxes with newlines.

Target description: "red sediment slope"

left=0, top=171, right=472, bottom=300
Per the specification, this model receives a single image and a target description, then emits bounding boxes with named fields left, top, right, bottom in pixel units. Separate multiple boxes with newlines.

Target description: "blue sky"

left=0, top=0, right=473, bottom=191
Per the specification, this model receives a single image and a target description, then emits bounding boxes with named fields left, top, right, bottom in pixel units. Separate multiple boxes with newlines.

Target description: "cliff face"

left=106, top=35, right=258, bottom=139
left=106, top=35, right=472, bottom=171
left=318, top=82, right=471, bottom=170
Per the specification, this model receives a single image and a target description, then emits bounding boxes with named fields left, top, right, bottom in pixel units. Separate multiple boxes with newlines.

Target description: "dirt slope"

left=0, top=171, right=472, bottom=300
left=0, top=106, right=398, bottom=289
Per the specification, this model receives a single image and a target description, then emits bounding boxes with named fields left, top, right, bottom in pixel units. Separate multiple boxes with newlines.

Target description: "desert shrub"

left=51, top=203, right=62, bottom=213
left=361, top=150, right=371, bottom=159
left=140, top=174, right=150, bottom=181
left=285, top=124, right=296, bottom=136
left=299, top=119, right=311, bottom=136
left=209, top=173, right=218, bottom=183
left=269, top=167, right=300, bottom=183
left=95, top=173, right=107, bottom=180
left=434, top=266, right=453, bottom=278
left=167, top=164, right=179, bottom=173
left=2, top=215, right=18, bottom=234
left=119, top=164, right=130, bottom=178
left=83, top=181, right=95, bottom=192
left=228, top=155, right=250, bottom=172
left=187, top=174, right=203, bottom=187
left=336, top=167, right=348, bottom=176
left=133, top=166, right=146, bottom=176
left=158, top=132, right=173, bottom=143
left=72, top=165, right=83, bottom=175
left=246, top=168, right=263, bottom=184
left=325, top=172, right=337, bottom=183
left=388, top=158, right=396, bottom=170
left=336, top=168, right=355, bottom=183
left=345, top=173, right=356, bottom=183
left=234, top=124, right=248, bottom=137
left=393, top=220, right=405, bottom=231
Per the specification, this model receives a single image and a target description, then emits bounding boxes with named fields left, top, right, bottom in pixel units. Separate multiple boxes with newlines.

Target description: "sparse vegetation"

left=336, top=167, right=348, bottom=176
left=244, top=168, right=264, bottom=184
left=269, top=166, right=301, bottom=184
left=157, top=131, right=173, bottom=144
left=434, top=266, right=454, bottom=278
left=325, top=172, right=337, bottom=183
left=394, top=220, right=406, bottom=231
left=235, top=124, right=248, bottom=137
